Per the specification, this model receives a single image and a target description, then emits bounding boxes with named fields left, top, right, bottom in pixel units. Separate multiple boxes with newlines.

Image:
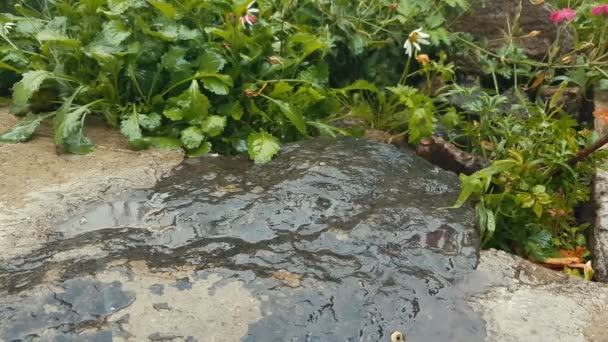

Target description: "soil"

left=0, top=107, right=183, bottom=262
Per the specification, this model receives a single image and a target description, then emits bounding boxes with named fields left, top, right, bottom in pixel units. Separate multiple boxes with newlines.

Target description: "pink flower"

left=549, top=8, right=576, bottom=23
left=240, top=14, right=257, bottom=27
left=591, top=5, right=608, bottom=16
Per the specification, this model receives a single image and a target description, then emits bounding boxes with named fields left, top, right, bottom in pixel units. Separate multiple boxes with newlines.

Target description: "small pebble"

left=390, top=331, right=405, bottom=342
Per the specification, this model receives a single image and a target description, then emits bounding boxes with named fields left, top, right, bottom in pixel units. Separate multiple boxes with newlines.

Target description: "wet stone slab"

left=0, top=138, right=484, bottom=341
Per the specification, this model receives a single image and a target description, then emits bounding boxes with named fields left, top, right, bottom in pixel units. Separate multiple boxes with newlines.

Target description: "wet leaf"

left=247, top=130, right=280, bottom=163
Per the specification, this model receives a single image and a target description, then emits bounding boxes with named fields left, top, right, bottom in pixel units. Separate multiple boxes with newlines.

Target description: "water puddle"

left=0, top=138, right=485, bottom=341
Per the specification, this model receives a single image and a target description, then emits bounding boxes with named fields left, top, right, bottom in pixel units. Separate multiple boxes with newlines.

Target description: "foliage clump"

left=0, top=0, right=467, bottom=161
left=3, top=0, right=608, bottom=266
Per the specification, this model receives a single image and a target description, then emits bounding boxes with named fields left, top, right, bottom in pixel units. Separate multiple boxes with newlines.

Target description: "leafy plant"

left=0, top=0, right=469, bottom=161
left=446, top=83, right=608, bottom=261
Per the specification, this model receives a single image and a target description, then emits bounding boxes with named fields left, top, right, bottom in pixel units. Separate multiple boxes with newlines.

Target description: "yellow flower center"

left=409, top=32, right=419, bottom=43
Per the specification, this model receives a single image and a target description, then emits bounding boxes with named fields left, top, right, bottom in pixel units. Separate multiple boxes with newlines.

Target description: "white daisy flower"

left=403, top=28, right=430, bottom=57
left=246, top=1, right=259, bottom=15
left=1, top=22, right=15, bottom=35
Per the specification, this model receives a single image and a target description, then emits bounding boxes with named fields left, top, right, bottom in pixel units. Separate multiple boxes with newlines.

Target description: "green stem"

left=399, top=54, right=412, bottom=85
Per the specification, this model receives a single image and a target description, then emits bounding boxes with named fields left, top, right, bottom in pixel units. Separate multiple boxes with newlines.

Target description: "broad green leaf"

left=288, top=32, right=328, bottom=60
left=163, top=107, right=183, bottom=121
left=198, top=50, right=226, bottom=73
left=180, top=80, right=209, bottom=123
left=148, top=0, right=179, bottom=19
left=247, top=130, right=280, bottom=163
left=186, top=141, right=211, bottom=157
left=532, top=202, right=543, bottom=218
left=0, top=114, right=49, bottom=143
left=11, top=70, right=53, bottom=114
left=201, top=115, right=227, bottom=137
left=269, top=81, right=294, bottom=99
left=181, top=126, right=204, bottom=149
left=197, top=72, right=233, bottom=95
left=101, top=20, right=131, bottom=46
left=161, top=46, right=191, bottom=72
left=36, top=30, right=80, bottom=47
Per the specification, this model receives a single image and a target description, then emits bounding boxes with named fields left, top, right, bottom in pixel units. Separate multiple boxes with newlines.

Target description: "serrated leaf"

left=0, top=114, right=48, bottom=143
left=53, top=93, right=98, bottom=154
left=186, top=141, right=211, bottom=157
left=139, top=112, right=162, bottom=131
left=201, top=115, right=226, bottom=137
left=181, top=126, right=204, bottom=149
left=11, top=70, right=53, bottom=114
left=247, top=130, right=280, bottom=163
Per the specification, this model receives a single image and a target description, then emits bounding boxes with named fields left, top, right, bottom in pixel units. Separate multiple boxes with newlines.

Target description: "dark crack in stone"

left=0, top=138, right=484, bottom=341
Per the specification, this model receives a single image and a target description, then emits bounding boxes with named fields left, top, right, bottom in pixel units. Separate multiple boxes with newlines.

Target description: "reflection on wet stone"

left=0, top=138, right=484, bottom=341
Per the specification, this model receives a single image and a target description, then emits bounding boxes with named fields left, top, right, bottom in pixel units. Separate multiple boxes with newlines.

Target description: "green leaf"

left=11, top=70, right=53, bottom=114
left=549, top=81, right=568, bottom=109
left=262, top=95, right=307, bottom=135
left=448, top=174, right=483, bottom=208
left=181, top=126, right=205, bottom=149
left=186, top=141, right=211, bottom=157
left=0, top=114, right=49, bottom=143
left=532, top=202, right=543, bottom=218
left=147, top=0, right=179, bottom=19
left=53, top=94, right=98, bottom=154
left=335, top=80, right=379, bottom=94
left=144, top=136, right=183, bottom=149
left=247, top=130, right=281, bottom=163
left=120, top=109, right=148, bottom=148
left=197, top=72, right=233, bottom=95
left=218, top=101, right=243, bottom=121
left=483, top=208, right=496, bottom=245
left=163, top=107, right=183, bottom=121
left=53, top=100, right=95, bottom=154
left=139, top=112, right=162, bottom=131
left=198, top=50, right=227, bottom=73
left=180, top=80, right=209, bottom=123
left=599, top=79, right=608, bottom=91
left=201, top=115, right=227, bottom=137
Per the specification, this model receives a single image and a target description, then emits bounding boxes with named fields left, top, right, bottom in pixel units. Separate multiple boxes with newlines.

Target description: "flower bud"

left=416, top=54, right=430, bottom=65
